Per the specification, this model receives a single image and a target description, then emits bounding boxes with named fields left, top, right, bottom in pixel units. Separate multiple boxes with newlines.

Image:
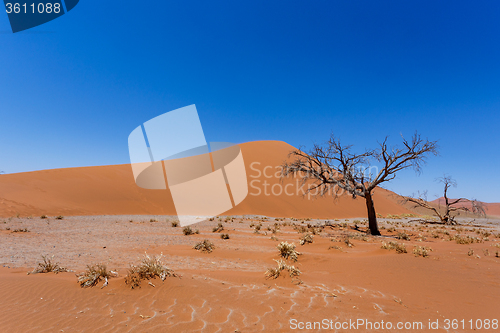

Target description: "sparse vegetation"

left=193, top=239, right=215, bottom=253
left=277, top=242, right=301, bottom=262
left=299, top=233, right=314, bottom=245
left=212, top=222, right=224, bottom=233
left=12, top=228, right=29, bottom=233
left=183, top=226, right=199, bottom=235
left=381, top=241, right=407, bottom=254
left=453, top=235, right=482, bottom=245
left=396, top=232, right=410, bottom=241
left=28, top=255, right=69, bottom=274
left=125, top=253, right=179, bottom=289
left=413, top=246, right=432, bottom=258
left=55, top=215, right=64, bottom=220
left=150, top=218, right=158, bottom=222
left=77, top=264, right=117, bottom=288
left=40, top=215, right=48, bottom=219
left=171, top=221, right=179, bottom=227
left=467, top=249, right=474, bottom=256
left=220, top=233, right=230, bottom=240
left=265, top=259, right=301, bottom=279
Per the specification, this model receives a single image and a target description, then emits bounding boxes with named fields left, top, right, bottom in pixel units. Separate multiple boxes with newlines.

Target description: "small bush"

left=454, top=235, right=482, bottom=245
left=344, top=237, right=354, bottom=248
left=125, top=253, right=179, bottom=289
left=265, top=259, right=301, bottom=279
left=212, top=222, right=224, bottom=233
left=381, top=241, right=407, bottom=254
left=183, top=226, right=196, bottom=235
left=328, top=245, right=343, bottom=251
left=171, top=221, right=179, bottom=227
left=396, top=232, right=410, bottom=241
left=150, top=218, right=158, bottom=222
left=55, top=216, right=64, bottom=220
left=220, top=233, right=230, bottom=240
left=193, top=239, right=215, bottom=253
left=467, top=249, right=474, bottom=256
left=12, top=228, right=29, bottom=233
left=77, top=264, right=117, bottom=288
left=413, top=246, right=432, bottom=258
left=40, top=215, right=48, bottom=219
left=28, top=255, right=69, bottom=274
left=277, top=242, right=301, bottom=262
left=299, top=233, right=314, bottom=245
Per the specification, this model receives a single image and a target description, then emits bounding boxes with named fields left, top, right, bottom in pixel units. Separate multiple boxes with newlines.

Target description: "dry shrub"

left=328, top=245, right=343, bottom=251
left=344, top=237, right=354, bottom=248
left=171, top=221, right=179, bottom=227
left=453, top=235, right=482, bottom=244
left=183, top=226, right=199, bottom=235
left=193, top=239, right=215, bottom=253
left=467, top=248, right=474, bottom=256
left=413, top=246, right=432, bottom=258
left=55, top=215, right=64, bottom=220
left=40, top=215, right=48, bottom=219
left=381, top=241, right=407, bottom=254
left=299, top=233, right=314, bottom=245
left=150, top=218, right=158, bottom=222
left=125, top=253, right=179, bottom=289
left=77, top=264, right=117, bottom=288
left=212, top=222, right=224, bottom=233
left=28, top=255, right=69, bottom=275
left=265, top=259, right=301, bottom=279
left=277, top=242, right=301, bottom=262
left=220, top=233, right=230, bottom=239
left=12, top=228, right=29, bottom=233
left=396, top=232, right=410, bottom=241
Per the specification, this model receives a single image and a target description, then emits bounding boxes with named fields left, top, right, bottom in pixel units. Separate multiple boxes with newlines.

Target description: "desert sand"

left=0, top=141, right=499, bottom=332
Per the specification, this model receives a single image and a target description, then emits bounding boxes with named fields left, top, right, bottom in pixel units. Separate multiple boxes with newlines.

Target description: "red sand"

left=0, top=141, right=412, bottom=219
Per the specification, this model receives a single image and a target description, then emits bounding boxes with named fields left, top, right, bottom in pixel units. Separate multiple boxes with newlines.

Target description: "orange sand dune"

left=0, top=141, right=411, bottom=219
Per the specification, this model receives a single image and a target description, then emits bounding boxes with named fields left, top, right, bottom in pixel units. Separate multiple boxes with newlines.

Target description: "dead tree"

left=401, top=176, right=486, bottom=225
left=281, top=132, right=438, bottom=235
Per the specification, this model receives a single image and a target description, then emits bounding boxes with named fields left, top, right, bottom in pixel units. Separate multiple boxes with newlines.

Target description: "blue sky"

left=1, top=0, right=499, bottom=202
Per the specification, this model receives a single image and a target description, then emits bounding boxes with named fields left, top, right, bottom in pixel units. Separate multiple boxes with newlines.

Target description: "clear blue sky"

left=1, top=0, right=499, bottom=202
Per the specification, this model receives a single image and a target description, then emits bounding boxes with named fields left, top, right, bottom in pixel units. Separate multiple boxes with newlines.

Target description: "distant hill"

left=0, top=140, right=417, bottom=218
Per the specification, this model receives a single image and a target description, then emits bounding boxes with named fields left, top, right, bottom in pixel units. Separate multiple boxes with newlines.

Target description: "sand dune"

left=0, top=141, right=412, bottom=219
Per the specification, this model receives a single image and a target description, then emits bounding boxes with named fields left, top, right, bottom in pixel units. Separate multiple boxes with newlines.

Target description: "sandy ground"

left=1, top=215, right=499, bottom=332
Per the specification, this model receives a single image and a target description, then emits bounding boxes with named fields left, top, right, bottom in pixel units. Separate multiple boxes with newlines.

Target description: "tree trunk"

left=365, top=191, right=381, bottom=235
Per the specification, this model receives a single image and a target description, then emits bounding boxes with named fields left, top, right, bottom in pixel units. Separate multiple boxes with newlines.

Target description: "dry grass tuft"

left=396, top=232, right=410, bottom=241
left=212, top=222, right=224, bottom=233
left=328, top=245, right=343, bottom=251
left=344, top=237, right=354, bottom=248
left=220, top=233, right=230, bottom=240
left=55, top=215, right=64, bottom=220
left=413, top=246, right=432, bottom=258
left=171, top=221, right=179, bottom=227
left=277, top=242, right=301, bottom=262
left=28, top=255, right=69, bottom=275
left=265, top=259, right=301, bottom=279
left=381, top=241, right=407, bottom=254
left=183, top=226, right=199, bottom=235
left=40, top=215, right=48, bottom=219
left=453, top=235, right=482, bottom=244
left=193, top=239, right=215, bottom=253
left=299, top=233, right=314, bottom=245
left=467, top=248, right=474, bottom=256
left=77, top=264, right=117, bottom=288
left=12, top=228, right=29, bottom=233
left=125, top=253, right=179, bottom=289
